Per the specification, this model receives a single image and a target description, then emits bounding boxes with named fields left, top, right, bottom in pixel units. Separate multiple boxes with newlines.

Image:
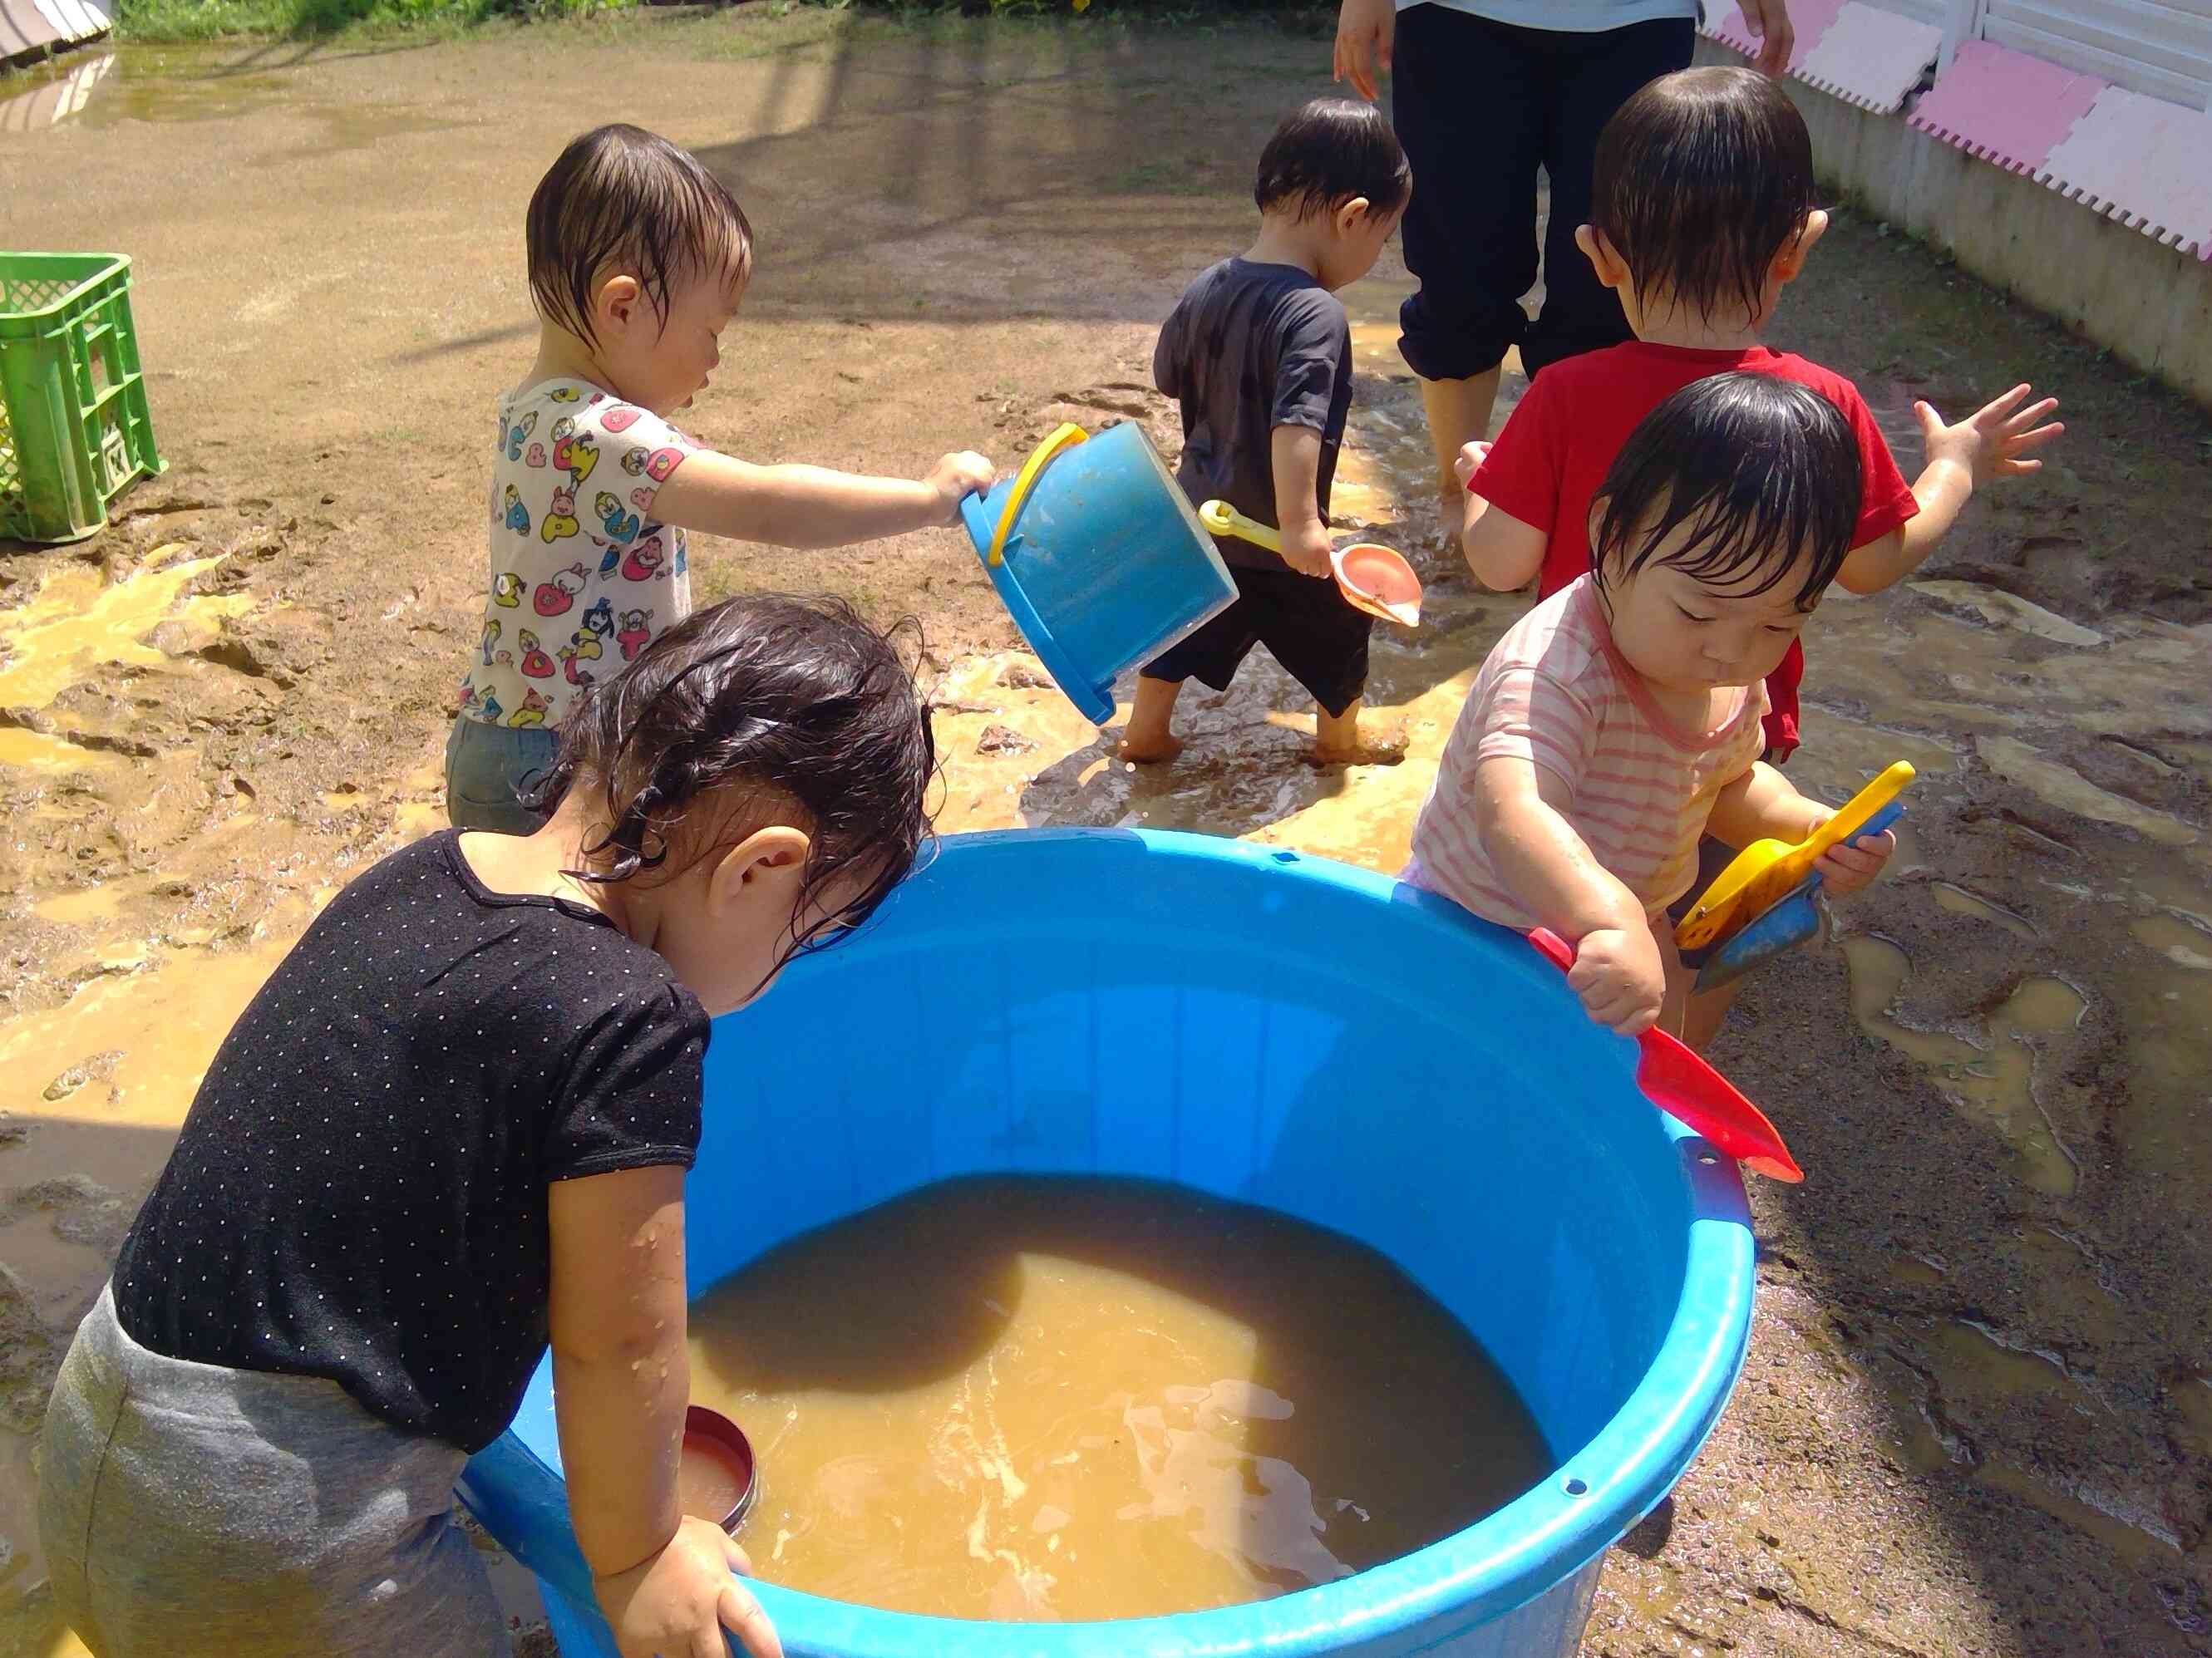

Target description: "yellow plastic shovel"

left=1675, top=761, right=1917, bottom=953
left=1198, top=499, right=1423, bottom=627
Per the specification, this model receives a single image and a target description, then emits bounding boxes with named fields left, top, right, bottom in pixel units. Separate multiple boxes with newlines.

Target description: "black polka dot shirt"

left=113, top=831, right=708, bottom=1452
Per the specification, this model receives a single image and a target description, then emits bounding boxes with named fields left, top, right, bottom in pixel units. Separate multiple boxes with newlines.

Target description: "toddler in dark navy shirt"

left=1122, top=97, right=1411, bottom=766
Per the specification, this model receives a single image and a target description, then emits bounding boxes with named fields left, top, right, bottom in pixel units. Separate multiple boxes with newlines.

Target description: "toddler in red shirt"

left=1457, top=66, right=2062, bottom=763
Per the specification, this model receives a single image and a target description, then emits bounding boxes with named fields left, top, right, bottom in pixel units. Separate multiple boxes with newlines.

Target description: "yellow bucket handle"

left=987, top=422, right=1088, bottom=567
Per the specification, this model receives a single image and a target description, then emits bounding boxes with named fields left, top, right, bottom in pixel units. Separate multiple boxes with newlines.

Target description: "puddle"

left=1844, top=936, right=2085, bottom=1196
left=0, top=50, right=113, bottom=133
left=1890, top=1252, right=1947, bottom=1287
left=0, top=920, right=314, bottom=1138
left=2128, top=913, right=2212, bottom=971
left=0, top=553, right=250, bottom=713
left=2173, top=1375, right=2212, bottom=1462
left=1907, top=580, right=2106, bottom=647
left=1975, top=1458, right=2184, bottom=1571
left=0, top=44, right=462, bottom=150
left=32, top=884, right=132, bottom=930
left=1975, top=737, right=2200, bottom=849
left=0, top=729, right=119, bottom=775
left=0, top=45, right=286, bottom=128
left=1930, top=881, right=2038, bottom=942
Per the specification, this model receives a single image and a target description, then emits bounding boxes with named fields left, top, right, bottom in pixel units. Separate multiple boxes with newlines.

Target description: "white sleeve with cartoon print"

left=461, top=381, right=697, bottom=732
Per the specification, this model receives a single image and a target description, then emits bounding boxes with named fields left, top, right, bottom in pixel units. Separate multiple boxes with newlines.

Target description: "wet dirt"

left=3, top=12, right=2211, bottom=1656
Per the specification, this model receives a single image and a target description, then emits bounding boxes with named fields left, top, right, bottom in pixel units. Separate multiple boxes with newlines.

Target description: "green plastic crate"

left=0, top=252, right=165, bottom=544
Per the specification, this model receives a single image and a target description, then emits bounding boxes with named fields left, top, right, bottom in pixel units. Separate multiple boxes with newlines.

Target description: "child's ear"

left=706, top=825, right=812, bottom=919
left=1574, top=225, right=1631, bottom=293
left=1771, top=209, right=1830, bottom=284
left=1332, top=194, right=1374, bottom=239
left=596, top=273, right=643, bottom=339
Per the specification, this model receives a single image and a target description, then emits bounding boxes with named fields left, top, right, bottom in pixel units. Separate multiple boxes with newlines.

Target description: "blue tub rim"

left=465, top=828, right=1756, bottom=1656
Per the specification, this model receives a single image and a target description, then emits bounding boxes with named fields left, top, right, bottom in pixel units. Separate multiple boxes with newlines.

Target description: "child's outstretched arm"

left=1455, top=442, right=1548, bottom=592
left=549, top=1167, right=784, bottom=1658
left=1705, top=761, right=1896, bottom=898
left=651, top=449, right=995, bottom=550
left=1835, top=384, right=2062, bottom=594
left=1473, top=753, right=1668, bottom=1035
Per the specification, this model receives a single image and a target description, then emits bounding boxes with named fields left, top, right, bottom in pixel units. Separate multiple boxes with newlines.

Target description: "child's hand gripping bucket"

left=960, top=422, right=1236, bottom=725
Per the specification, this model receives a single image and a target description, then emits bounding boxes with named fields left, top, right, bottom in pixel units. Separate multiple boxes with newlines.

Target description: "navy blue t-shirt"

left=113, top=831, right=708, bottom=1452
left=1153, top=258, right=1354, bottom=571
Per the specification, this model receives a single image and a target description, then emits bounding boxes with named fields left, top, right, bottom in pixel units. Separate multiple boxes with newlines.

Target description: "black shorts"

left=1667, top=747, right=1789, bottom=969
left=1141, top=563, right=1372, bottom=717
left=1666, top=834, right=1741, bottom=972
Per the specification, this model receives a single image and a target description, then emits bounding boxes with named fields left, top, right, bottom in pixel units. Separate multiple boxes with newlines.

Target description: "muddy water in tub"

left=686, top=1174, right=1550, bottom=1621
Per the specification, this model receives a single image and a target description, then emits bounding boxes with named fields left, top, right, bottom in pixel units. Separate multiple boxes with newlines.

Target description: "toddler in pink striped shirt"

left=1407, top=372, right=1897, bottom=1041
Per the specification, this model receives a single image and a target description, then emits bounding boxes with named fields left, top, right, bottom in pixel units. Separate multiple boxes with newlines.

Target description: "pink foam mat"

left=1909, top=38, right=2107, bottom=174
left=1703, top=0, right=1849, bottom=74
left=2037, top=86, right=2212, bottom=258
left=1796, top=2, right=1944, bottom=112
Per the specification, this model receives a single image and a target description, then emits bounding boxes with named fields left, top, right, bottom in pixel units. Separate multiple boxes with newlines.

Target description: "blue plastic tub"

left=957, top=423, right=1235, bottom=725
left=460, top=829, right=1756, bottom=1658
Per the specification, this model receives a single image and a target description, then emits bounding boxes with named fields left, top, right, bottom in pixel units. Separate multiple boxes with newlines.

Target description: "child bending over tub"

left=42, top=594, right=939, bottom=1658
left=450, top=121, right=993, bottom=835
left=1406, top=373, right=1896, bottom=1040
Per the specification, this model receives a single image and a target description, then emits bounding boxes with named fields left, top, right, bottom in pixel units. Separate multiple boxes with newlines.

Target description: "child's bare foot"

left=1309, top=701, right=1405, bottom=766
left=1118, top=730, right=1185, bottom=765
left=1120, top=676, right=1185, bottom=765
left=1309, top=731, right=1408, bottom=766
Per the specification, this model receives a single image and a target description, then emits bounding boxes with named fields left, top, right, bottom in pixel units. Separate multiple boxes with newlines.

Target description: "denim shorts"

left=445, top=716, right=559, bottom=836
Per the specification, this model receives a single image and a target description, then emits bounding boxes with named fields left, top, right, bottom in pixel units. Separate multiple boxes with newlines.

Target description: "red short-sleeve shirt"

left=1471, top=342, right=1918, bottom=759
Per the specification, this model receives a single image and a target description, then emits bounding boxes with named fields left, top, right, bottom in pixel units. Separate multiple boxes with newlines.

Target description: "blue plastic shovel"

left=1692, top=796, right=1909, bottom=992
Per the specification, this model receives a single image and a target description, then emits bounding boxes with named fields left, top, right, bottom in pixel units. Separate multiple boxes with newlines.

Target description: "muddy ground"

left=2, top=13, right=2210, bottom=1656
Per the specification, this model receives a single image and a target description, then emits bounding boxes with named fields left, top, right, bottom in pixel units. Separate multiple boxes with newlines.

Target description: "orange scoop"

left=1198, top=500, right=1422, bottom=627
left=1332, top=540, right=1423, bottom=627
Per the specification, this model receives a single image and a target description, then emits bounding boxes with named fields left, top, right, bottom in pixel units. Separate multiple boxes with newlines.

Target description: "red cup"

left=680, top=1405, right=758, bottom=1534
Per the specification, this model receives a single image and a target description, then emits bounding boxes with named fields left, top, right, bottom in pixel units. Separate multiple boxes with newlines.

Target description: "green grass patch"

left=109, top=0, right=1329, bottom=49
left=112, top=0, right=628, bottom=44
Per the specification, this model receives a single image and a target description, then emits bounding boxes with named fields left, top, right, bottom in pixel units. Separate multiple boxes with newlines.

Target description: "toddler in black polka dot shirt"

left=40, top=595, right=937, bottom=1658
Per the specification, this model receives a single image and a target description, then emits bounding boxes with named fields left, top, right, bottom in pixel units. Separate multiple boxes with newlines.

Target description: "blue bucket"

left=958, top=423, right=1236, bottom=725
left=461, top=829, right=1756, bottom=1658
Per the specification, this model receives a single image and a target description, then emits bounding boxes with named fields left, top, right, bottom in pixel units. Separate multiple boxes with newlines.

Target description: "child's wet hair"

left=537, top=594, right=936, bottom=964
left=1591, top=372, right=1861, bottom=609
left=1254, top=97, right=1412, bottom=222
left=528, top=124, right=754, bottom=347
left=1590, top=66, right=1815, bottom=325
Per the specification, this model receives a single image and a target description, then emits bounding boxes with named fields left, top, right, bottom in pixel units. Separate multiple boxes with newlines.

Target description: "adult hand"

left=1333, top=0, right=1396, bottom=101
left=1740, top=0, right=1794, bottom=76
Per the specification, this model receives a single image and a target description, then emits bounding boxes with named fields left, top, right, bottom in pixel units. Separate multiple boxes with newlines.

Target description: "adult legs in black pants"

left=1525, top=18, right=1697, bottom=374
left=1392, top=4, right=1694, bottom=532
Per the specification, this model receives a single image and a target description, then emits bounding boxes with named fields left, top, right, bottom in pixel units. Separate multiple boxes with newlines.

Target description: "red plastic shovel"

left=1526, top=928, right=1804, bottom=1183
